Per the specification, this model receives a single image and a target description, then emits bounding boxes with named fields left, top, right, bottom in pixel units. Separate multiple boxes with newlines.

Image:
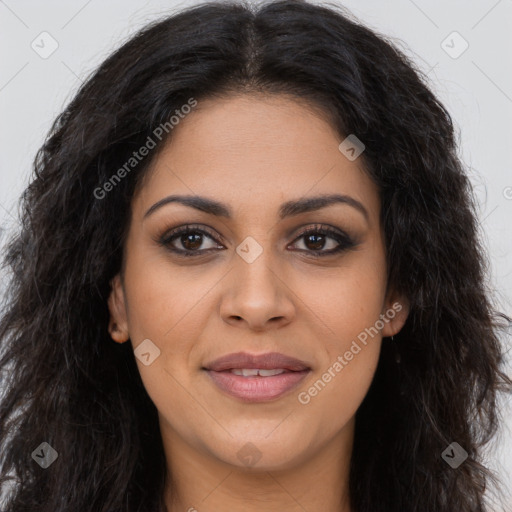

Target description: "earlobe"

left=381, top=292, right=410, bottom=338
left=107, top=274, right=130, bottom=343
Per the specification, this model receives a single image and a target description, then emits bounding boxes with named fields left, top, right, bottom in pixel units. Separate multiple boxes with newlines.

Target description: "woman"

left=0, top=1, right=510, bottom=511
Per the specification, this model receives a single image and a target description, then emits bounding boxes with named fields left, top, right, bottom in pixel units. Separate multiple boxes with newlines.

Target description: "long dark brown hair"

left=1, top=1, right=511, bottom=510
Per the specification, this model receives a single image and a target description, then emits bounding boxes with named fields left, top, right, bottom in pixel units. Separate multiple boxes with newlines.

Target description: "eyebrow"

left=144, top=193, right=369, bottom=222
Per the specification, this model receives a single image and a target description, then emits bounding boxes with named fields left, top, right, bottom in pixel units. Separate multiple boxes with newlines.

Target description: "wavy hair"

left=1, top=1, right=511, bottom=511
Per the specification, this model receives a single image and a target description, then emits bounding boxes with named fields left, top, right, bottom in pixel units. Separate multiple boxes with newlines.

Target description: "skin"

left=107, top=94, right=410, bottom=512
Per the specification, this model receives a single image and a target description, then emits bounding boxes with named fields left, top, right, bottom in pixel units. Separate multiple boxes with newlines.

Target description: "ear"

left=380, top=287, right=410, bottom=338
left=107, top=274, right=130, bottom=343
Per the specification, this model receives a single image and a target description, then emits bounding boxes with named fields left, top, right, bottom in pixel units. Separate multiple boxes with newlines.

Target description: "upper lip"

left=203, top=351, right=311, bottom=372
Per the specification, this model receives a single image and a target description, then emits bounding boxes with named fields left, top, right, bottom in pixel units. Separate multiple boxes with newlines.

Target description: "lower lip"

left=205, top=369, right=310, bottom=402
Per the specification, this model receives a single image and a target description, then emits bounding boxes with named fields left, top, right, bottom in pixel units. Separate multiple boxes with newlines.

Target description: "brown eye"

left=301, top=232, right=331, bottom=251
left=159, top=225, right=224, bottom=256
left=178, top=232, right=203, bottom=251
left=289, top=224, right=357, bottom=256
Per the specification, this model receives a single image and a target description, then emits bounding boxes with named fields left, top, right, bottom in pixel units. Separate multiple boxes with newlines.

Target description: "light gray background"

left=0, top=0, right=511, bottom=509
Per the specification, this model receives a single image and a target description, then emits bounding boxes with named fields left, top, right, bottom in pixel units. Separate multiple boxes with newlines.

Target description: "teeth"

left=230, top=369, right=259, bottom=376
left=257, top=368, right=287, bottom=377
left=230, top=368, right=287, bottom=377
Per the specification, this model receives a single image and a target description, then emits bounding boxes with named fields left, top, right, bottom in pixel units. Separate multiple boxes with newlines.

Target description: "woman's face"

left=108, top=94, right=409, bottom=471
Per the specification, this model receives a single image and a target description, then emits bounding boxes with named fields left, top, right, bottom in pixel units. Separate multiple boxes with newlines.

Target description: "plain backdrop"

left=0, top=0, right=511, bottom=509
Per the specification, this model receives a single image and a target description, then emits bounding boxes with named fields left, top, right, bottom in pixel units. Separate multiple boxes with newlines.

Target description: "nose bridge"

left=233, top=234, right=280, bottom=300
left=220, top=233, right=295, bottom=328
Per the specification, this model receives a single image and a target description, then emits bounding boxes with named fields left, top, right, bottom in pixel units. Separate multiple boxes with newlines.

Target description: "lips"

left=203, top=351, right=311, bottom=372
left=203, top=351, right=311, bottom=402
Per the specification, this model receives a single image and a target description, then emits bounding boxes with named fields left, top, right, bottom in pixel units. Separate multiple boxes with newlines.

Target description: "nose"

left=219, top=246, right=296, bottom=332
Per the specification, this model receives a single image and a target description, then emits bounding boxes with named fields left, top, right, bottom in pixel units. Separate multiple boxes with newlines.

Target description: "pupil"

left=306, top=233, right=324, bottom=250
left=182, top=233, right=202, bottom=250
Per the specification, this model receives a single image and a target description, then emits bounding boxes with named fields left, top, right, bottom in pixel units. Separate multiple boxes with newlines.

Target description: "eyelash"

left=157, top=223, right=357, bottom=258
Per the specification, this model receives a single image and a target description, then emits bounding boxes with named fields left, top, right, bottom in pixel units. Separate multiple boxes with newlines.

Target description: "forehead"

left=133, top=94, right=380, bottom=223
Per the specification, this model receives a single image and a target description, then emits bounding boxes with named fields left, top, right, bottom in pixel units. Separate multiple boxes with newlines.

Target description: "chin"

left=208, top=435, right=311, bottom=472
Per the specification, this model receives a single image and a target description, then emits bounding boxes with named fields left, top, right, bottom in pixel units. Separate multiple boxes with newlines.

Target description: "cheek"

left=296, top=272, right=384, bottom=435
left=122, top=255, right=209, bottom=423
left=122, top=248, right=217, bottom=346
left=299, top=345, right=379, bottom=444
left=119, top=255, right=216, bottom=416
left=293, top=250, right=386, bottom=421
left=297, top=247, right=387, bottom=348
left=324, top=273, right=385, bottom=351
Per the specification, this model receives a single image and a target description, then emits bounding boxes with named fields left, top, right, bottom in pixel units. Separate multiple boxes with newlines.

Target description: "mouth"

left=202, top=351, right=311, bottom=403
